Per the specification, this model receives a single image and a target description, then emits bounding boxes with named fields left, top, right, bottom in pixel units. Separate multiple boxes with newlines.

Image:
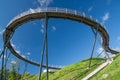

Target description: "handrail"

left=8, top=7, right=97, bottom=27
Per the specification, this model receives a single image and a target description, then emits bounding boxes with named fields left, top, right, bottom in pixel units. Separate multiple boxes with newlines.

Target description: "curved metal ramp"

left=3, top=7, right=119, bottom=69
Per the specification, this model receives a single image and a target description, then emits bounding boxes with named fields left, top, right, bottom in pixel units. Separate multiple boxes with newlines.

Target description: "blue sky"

left=0, top=0, right=120, bottom=74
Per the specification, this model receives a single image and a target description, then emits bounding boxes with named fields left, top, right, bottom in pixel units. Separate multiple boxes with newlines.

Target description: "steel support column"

left=91, top=27, right=112, bottom=61
left=88, top=26, right=98, bottom=69
left=38, top=12, right=49, bottom=80
left=0, top=46, right=6, bottom=80
left=45, top=13, right=49, bottom=80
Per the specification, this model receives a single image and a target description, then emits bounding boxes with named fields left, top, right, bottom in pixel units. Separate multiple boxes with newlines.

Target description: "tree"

left=7, top=58, right=21, bottom=80
left=8, top=64, right=17, bottom=80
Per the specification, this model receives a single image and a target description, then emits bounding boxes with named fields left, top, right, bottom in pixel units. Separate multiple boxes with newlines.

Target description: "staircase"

left=82, top=59, right=112, bottom=80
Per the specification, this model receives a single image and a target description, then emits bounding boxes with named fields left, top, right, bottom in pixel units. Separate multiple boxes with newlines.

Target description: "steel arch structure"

left=3, top=7, right=119, bottom=69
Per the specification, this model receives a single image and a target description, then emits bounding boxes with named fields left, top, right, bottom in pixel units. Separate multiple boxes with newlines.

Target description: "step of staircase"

left=82, top=61, right=109, bottom=80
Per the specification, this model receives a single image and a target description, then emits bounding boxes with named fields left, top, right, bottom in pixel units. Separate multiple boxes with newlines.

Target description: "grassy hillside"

left=91, top=54, right=120, bottom=80
left=5, top=54, right=120, bottom=80
left=41, top=58, right=105, bottom=80
left=20, top=57, right=106, bottom=80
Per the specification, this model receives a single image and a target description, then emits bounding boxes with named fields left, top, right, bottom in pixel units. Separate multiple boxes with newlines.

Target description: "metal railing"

left=7, top=7, right=99, bottom=26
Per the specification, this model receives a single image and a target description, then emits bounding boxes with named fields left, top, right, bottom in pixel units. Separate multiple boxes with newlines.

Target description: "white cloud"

left=41, top=24, right=44, bottom=28
left=117, top=36, right=120, bottom=42
left=10, top=58, right=17, bottom=64
left=97, top=47, right=104, bottom=54
left=40, top=28, right=44, bottom=34
left=0, top=29, right=5, bottom=35
left=38, top=0, right=53, bottom=7
left=97, top=47, right=119, bottom=58
left=97, top=47, right=107, bottom=57
left=21, top=55, right=26, bottom=58
left=52, top=26, right=56, bottom=31
left=88, top=6, right=93, bottom=12
left=16, top=50, right=21, bottom=54
left=102, top=12, right=109, bottom=23
left=43, top=69, right=58, bottom=73
left=1, top=54, right=6, bottom=59
left=11, top=60, right=16, bottom=64
left=40, top=24, right=45, bottom=34
left=27, top=52, right=31, bottom=55
left=11, top=42, right=21, bottom=54
left=11, top=43, right=16, bottom=48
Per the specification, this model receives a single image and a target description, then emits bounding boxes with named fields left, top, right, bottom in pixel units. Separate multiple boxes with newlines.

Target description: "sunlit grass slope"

left=41, top=58, right=105, bottom=80
left=91, top=54, right=120, bottom=80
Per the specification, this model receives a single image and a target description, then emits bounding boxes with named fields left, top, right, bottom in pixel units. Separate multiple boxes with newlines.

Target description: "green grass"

left=41, top=58, right=105, bottom=80
left=21, top=57, right=106, bottom=80
left=5, top=54, right=120, bottom=80
left=91, top=54, right=120, bottom=80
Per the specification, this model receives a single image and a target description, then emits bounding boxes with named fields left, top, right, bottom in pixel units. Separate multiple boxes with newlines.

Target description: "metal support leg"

left=45, top=13, right=49, bottom=80
left=38, top=35, right=45, bottom=80
left=0, top=52, right=3, bottom=59
left=104, top=50, right=112, bottom=61
left=97, top=50, right=104, bottom=57
left=0, top=25, right=14, bottom=80
left=38, top=13, right=49, bottom=80
left=91, top=27, right=111, bottom=61
left=4, top=49, right=11, bottom=80
left=88, top=26, right=98, bottom=69
left=0, top=46, right=6, bottom=80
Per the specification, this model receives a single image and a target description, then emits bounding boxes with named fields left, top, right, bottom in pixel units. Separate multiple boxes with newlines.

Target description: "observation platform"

left=3, top=7, right=119, bottom=69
